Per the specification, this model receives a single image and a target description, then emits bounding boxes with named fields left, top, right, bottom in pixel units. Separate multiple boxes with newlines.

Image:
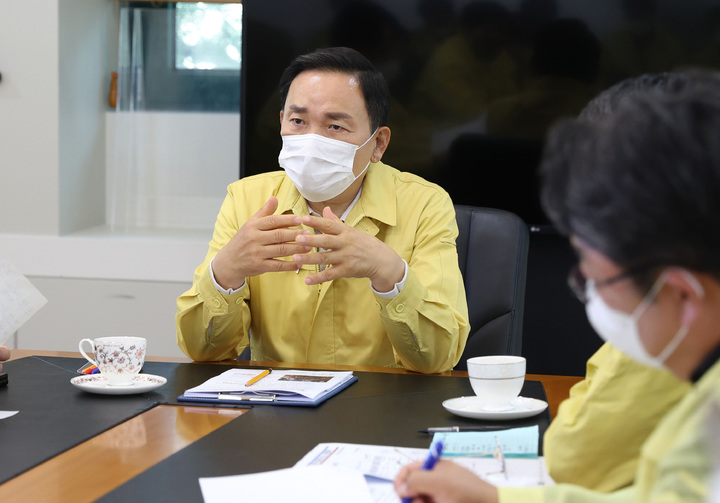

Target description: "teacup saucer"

left=442, top=396, right=548, bottom=420
left=71, top=374, right=167, bottom=395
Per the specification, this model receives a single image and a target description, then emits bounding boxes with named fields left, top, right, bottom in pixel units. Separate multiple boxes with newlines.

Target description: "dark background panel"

left=241, top=0, right=717, bottom=375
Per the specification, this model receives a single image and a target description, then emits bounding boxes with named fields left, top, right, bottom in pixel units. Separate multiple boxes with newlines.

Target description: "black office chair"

left=453, top=205, right=529, bottom=371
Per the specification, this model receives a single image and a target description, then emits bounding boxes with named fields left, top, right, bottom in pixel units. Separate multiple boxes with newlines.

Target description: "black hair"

left=540, top=71, right=720, bottom=285
left=278, top=47, right=390, bottom=132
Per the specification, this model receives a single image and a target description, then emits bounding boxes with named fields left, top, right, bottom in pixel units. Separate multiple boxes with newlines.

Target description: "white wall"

left=0, top=1, right=239, bottom=356
left=0, top=0, right=60, bottom=235
left=58, top=0, right=112, bottom=234
left=19, top=276, right=190, bottom=358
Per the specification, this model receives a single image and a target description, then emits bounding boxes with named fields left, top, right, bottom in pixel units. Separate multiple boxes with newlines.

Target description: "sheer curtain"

left=106, top=5, right=241, bottom=234
left=108, top=6, right=146, bottom=232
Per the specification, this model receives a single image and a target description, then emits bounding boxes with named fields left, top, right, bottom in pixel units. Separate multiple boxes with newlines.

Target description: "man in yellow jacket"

left=395, top=73, right=720, bottom=503
left=543, top=74, right=693, bottom=492
left=176, top=47, right=469, bottom=374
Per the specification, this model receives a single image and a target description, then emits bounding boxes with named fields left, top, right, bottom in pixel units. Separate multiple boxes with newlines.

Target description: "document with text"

left=296, top=440, right=554, bottom=501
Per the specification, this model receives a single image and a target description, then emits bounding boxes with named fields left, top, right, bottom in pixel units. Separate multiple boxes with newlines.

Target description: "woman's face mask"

left=278, top=129, right=377, bottom=202
left=584, top=270, right=703, bottom=371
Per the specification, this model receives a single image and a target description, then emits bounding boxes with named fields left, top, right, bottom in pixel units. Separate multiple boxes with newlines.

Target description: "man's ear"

left=665, top=269, right=705, bottom=326
left=371, top=126, right=392, bottom=163
left=279, top=110, right=284, bottom=125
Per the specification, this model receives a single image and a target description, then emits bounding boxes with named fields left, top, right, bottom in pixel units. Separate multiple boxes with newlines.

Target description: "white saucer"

left=70, top=374, right=167, bottom=395
left=442, top=396, right=548, bottom=420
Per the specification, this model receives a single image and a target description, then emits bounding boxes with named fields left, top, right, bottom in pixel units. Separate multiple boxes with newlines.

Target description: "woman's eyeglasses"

left=568, top=263, right=659, bottom=304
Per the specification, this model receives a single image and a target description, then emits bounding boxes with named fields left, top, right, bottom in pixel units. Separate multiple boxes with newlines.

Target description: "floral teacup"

left=79, top=337, right=146, bottom=386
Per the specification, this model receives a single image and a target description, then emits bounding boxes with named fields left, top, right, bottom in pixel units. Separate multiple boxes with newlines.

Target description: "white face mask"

left=584, top=271, right=703, bottom=370
left=278, top=130, right=377, bottom=202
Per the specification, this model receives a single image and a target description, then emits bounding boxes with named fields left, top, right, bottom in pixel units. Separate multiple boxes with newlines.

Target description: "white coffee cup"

left=466, top=355, right=526, bottom=410
left=79, top=336, right=147, bottom=386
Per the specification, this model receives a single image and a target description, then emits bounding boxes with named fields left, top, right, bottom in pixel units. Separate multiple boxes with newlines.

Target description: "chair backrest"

left=454, top=205, right=529, bottom=370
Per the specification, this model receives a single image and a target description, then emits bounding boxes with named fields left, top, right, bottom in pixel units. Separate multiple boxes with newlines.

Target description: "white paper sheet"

left=297, top=442, right=553, bottom=485
left=0, top=259, right=48, bottom=345
left=199, top=465, right=374, bottom=503
left=0, top=411, right=19, bottom=420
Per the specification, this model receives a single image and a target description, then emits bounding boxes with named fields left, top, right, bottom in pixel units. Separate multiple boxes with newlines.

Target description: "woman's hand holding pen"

left=394, top=460, right=499, bottom=503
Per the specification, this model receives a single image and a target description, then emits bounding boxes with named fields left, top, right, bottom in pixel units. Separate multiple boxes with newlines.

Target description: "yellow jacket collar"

left=275, top=162, right=397, bottom=227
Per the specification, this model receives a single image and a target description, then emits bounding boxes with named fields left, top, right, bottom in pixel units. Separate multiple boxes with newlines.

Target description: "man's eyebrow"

left=325, top=111, right=353, bottom=121
left=286, top=106, right=354, bottom=122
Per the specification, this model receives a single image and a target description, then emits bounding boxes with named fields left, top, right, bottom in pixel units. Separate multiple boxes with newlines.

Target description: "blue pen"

left=402, top=440, right=444, bottom=503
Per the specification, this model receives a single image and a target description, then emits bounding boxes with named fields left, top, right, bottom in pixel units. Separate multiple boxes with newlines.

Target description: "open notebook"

left=178, top=368, right=357, bottom=407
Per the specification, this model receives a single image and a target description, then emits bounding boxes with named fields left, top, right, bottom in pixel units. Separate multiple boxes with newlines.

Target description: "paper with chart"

left=296, top=429, right=553, bottom=501
left=296, top=429, right=550, bottom=484
left=0, top=259, right=47, bottom=345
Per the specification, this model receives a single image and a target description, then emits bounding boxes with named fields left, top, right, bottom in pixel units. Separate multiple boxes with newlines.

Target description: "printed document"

left=296, top=438, right=554, bottom=488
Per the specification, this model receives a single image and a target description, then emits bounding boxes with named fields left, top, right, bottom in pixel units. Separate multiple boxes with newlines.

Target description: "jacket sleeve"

left=499, top=454, right=706, bottom=503
left=499, top=484, right=636, bottom=503
left=542, top=343, right=690, bottom=491
left=374, top=190, right=470, bottom=373
left=176, top=189, right=252, bottom=361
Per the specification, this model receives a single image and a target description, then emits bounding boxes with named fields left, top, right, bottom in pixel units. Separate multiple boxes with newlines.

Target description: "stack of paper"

left=178, top=368, right=357, bottom=406
left=198, top=427, right=554, bottom=502
left=297, top=426, right=552, bottom=490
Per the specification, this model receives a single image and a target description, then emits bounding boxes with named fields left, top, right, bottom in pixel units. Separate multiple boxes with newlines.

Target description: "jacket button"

left=212, top=299, right=221, bottom=308
left=395, top=304, right=405, bottom=313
